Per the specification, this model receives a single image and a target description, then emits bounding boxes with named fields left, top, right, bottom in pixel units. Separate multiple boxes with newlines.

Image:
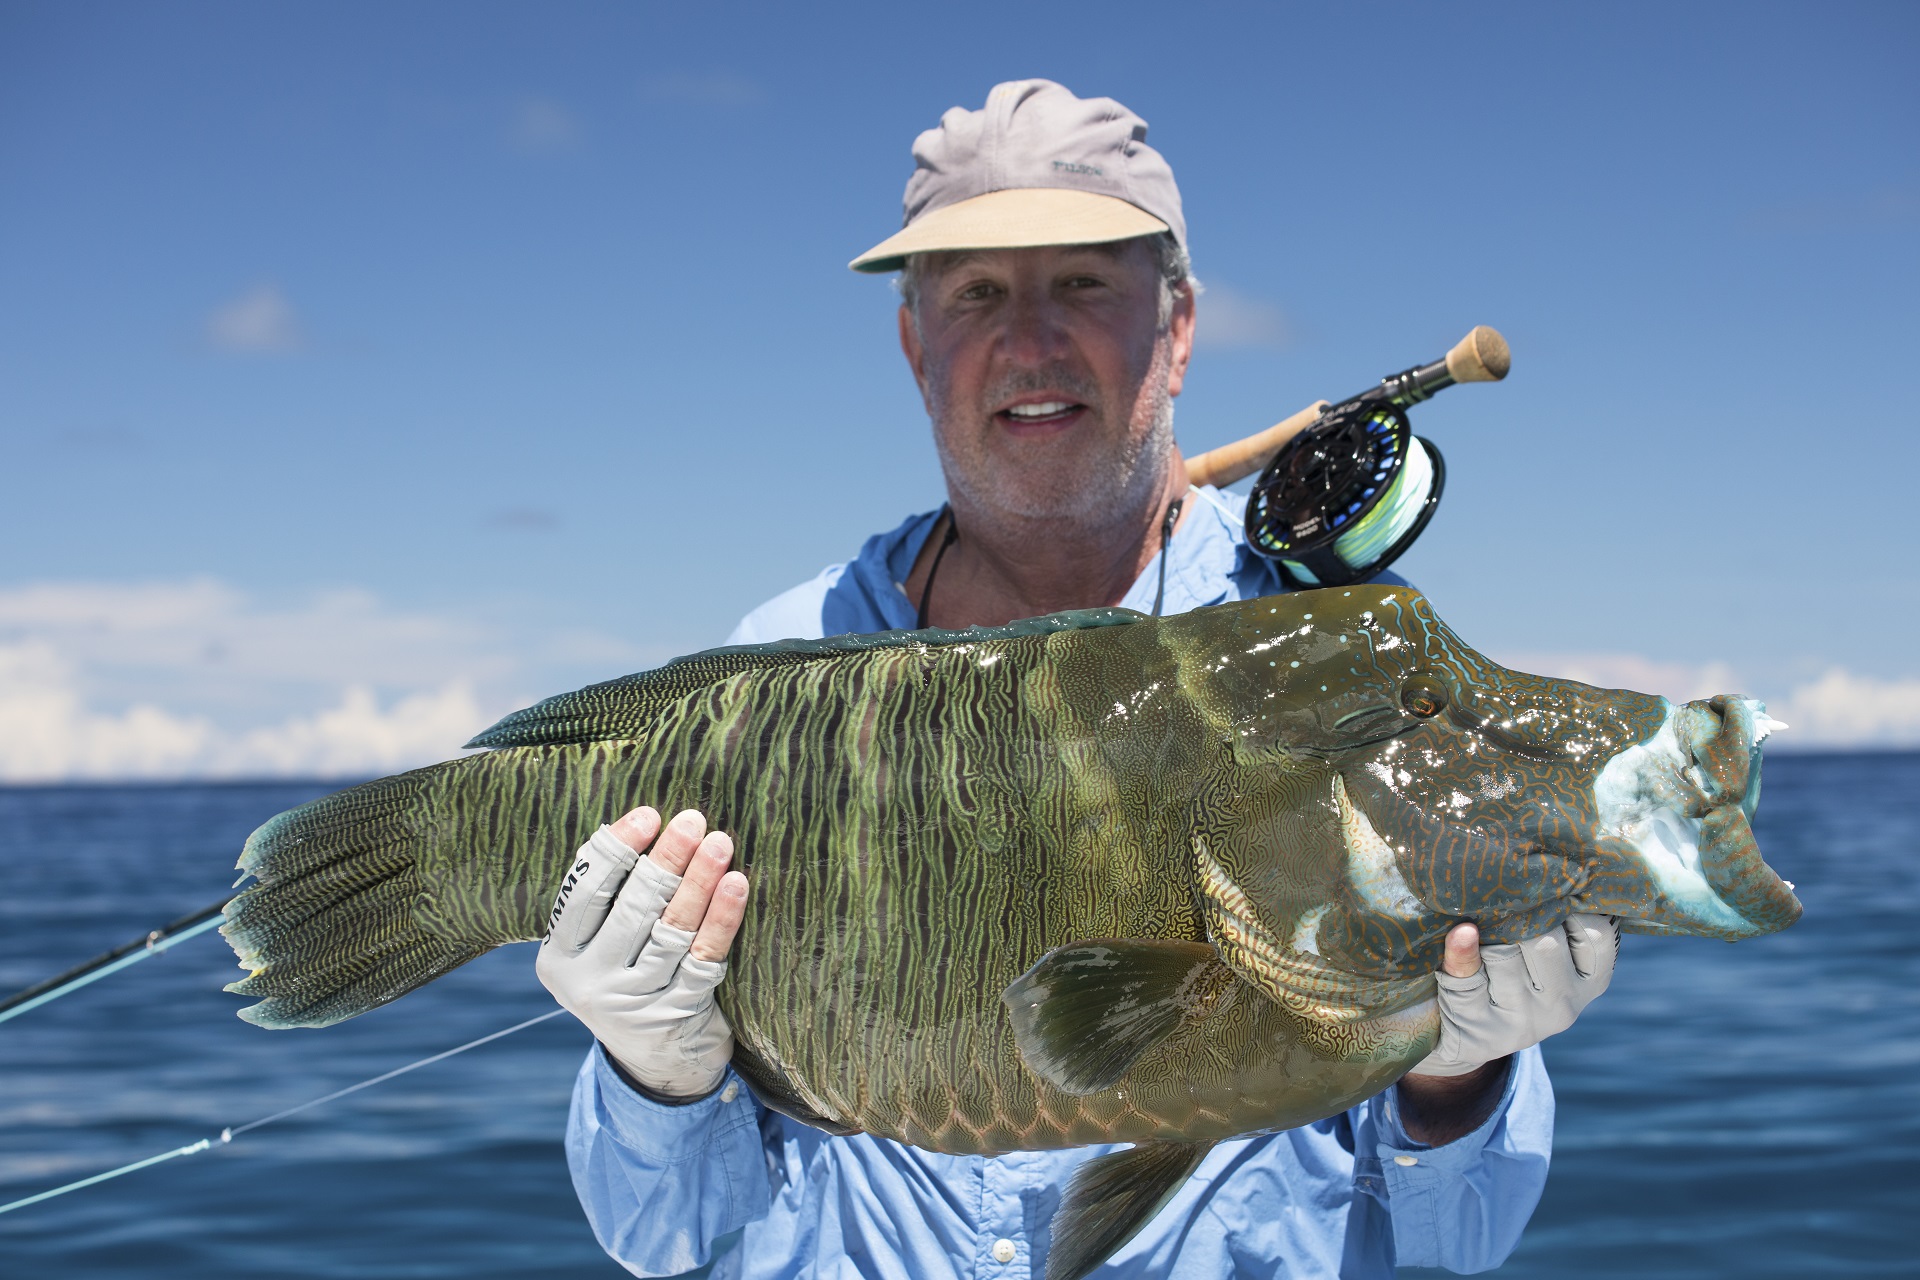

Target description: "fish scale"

left=223, top=586, right=1801, bottom=1280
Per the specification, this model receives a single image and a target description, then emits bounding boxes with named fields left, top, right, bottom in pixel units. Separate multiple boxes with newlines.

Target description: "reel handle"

left=1184, top=325, right=1509, bottom=489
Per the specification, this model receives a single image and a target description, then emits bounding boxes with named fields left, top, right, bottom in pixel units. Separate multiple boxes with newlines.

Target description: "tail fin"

left=221, top=763, right=491, bottom=1029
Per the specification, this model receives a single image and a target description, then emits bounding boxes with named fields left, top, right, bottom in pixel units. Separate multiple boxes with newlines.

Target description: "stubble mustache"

left=977, top=367, right=1102, bottom=417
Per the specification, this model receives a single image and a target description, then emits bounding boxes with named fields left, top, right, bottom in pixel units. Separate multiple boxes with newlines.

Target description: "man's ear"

left=1166, top=284, right=1196, bottom=399
left=898, top=303, right=932, bottom=405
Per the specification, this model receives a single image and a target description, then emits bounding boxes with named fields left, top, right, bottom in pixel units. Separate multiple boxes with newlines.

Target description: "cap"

left=850, top=79, right=1185, bottom=274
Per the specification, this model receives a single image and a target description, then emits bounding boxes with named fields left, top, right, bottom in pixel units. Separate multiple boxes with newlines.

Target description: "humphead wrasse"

left=222, top=586, right=1799, bottom=1279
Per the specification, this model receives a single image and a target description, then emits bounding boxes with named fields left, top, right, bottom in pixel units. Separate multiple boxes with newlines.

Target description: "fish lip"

left=1588, top=698, right=1797, bottom=938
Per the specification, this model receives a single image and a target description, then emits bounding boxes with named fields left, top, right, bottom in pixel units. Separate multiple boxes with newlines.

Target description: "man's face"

left=899, top=238, right=1195, bottom=524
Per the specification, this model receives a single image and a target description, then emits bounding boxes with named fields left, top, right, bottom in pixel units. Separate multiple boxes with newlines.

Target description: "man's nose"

left=998, top=288, right=1073, bottom=366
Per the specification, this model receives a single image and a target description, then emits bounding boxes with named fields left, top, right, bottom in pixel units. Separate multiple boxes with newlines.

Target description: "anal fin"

left=1001, top=939, right=1231, bottom=1095
left=1047, top=1140, right=1212, bottom=1280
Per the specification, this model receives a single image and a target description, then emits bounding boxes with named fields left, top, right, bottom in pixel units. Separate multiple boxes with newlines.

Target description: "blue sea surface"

left=0, top=755, right=1914, bottom=1277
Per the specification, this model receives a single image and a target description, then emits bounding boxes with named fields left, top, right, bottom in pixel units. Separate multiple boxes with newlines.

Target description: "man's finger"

left=610, top=806, right=662, bottom=858
left=547, top=825, right=641, bottom=952
left=660, top=831, right=735, bottom=932
left=590, top=857, right=680, bottom=965
left=689, top=871, right=749, bottom=962
left=1441, top=921, right=1482, bottom=979
left=1480, top=942, right=1532, bottom=1010
left=648, top=809, right=709, bottom=876
left=1564, top=913, right=1618, bottom=983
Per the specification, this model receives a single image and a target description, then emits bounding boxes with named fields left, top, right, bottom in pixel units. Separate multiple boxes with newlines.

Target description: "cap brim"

left=849, top=188, right=1170, bottom=273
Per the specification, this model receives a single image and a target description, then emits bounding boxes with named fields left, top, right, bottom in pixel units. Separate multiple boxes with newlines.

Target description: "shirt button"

left=720, top=1082, right=739, bottom=1104
left=991, top=1238, right=1017, bottom=1264
left=1393, top=1154, right=1419, bottom=1166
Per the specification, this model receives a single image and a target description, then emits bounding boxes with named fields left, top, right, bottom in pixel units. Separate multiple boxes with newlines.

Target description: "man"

left=537, top=81, right=1616, bottom=1278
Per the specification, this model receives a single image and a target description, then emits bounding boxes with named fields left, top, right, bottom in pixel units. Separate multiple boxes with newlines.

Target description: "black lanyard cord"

left=1150, top=495, right=1185, bottom=617
left=915, top=507, right=959, bottom=630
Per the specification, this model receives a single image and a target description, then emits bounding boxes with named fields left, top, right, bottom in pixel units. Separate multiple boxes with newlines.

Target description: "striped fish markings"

left=222, top=585, right=1799, bottom=1279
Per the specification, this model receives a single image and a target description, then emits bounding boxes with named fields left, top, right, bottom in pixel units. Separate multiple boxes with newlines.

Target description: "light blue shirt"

left=566, top=488, right=1553, bottom=1278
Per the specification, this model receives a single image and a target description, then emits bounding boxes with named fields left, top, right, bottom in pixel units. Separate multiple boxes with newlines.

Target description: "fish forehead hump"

left=1145, top=585, right=1451, bottom=755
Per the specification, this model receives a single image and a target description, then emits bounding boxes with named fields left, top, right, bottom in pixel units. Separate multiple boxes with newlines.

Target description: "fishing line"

left=0, top=896, right=234, bottom=1027
left=0, top=1007, right=566, bottom=1217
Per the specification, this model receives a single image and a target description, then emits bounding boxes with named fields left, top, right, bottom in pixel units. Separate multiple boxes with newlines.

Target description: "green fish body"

left=223, top=586, right=1799, bottom=1278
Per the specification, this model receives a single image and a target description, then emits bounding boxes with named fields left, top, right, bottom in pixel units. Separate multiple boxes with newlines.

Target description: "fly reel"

left=1244, top=400, right=1445, bottom=588
left=1206, top=326, right=1507, bottom=588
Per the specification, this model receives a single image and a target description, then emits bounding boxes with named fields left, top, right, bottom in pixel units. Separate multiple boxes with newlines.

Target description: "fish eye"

left=1400, top=674, right=1448, bottom=719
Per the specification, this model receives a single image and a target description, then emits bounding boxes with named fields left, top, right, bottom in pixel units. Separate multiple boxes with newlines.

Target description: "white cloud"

left=0, top=642, right=212, bottom=780
left=509, top=97, right=581, bottom=152
left=1498, top=650, right=1920, bottom=750
left=0, top=639, right=482, bottom=781
left=1194, top=284, right=1295, bottom=351
left=206, top=283, right=302, bottom=353
left=226, top=683, right=486, bottom=778
left=640, top=72, right=763, bottom=108
left=0, top=579, right=662, bottom=782
left=1769, top=669, right=1920, bottom=748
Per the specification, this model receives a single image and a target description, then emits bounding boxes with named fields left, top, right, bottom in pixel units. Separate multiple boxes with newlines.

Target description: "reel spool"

left=1244, top=399, right=1446, bottom=588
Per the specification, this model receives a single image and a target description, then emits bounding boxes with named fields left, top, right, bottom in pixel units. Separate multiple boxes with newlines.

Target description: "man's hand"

left=1396, top=916, right=1617, bottom=1144
left=535, top=806, right=749, bottom=1099
left=1413, top=914, right=1618, bottom=1079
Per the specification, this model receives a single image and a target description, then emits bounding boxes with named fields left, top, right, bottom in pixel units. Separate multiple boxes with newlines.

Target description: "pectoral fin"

left=1001, top=938, right=1230, bottom=1095
left=1047, top=1140, right=1213, bottom=1280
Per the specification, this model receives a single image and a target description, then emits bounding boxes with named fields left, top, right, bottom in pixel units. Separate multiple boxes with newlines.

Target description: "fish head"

left=1177, top=586, right=1801, bottom=979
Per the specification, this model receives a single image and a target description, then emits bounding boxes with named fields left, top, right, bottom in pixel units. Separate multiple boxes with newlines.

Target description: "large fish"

left=221, top=586, right=1799, bottom=1280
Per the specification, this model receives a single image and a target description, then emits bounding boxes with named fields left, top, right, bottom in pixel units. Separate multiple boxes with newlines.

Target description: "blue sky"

left=2, top=1, right=1916, bottom=776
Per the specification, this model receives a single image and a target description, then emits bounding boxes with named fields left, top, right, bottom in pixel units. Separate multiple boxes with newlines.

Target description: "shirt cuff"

left=590, top=1042, right=758, bottom=1165
left=1371, top=1045, right=1552, bottom=1272
left=1377, top=1052, right=1519, bottom=1166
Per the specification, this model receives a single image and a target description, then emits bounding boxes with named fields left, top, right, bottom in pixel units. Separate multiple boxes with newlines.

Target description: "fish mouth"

left=1585, top=695, right=1802, bottom=939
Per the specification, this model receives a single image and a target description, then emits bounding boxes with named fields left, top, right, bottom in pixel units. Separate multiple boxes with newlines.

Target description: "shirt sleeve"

left=725, top=565, right=847, bottom=646
left=565, top=1045, right=774, bottom=1277
left=1369, top=1045, right=1555, bottom=1272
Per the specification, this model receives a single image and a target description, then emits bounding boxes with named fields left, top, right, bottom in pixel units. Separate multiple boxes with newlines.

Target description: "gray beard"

left=928, top=341, right=1177, bottom=528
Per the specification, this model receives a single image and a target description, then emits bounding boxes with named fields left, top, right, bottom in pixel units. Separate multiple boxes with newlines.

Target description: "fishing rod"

left=1185, top=324, right=1511, bottom=587
left=0, top=894, right=234, bottom=1026
left=0, top=890, right=573, bottom=1217
left=1, top=329, right=1507, bottom=1028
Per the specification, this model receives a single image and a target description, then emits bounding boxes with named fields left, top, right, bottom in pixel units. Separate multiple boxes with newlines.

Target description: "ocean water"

left=0, top=755, right=1914, bottom=1277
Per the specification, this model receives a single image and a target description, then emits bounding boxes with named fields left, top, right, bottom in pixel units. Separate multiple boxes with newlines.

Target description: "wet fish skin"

left=222, top=585, right=1798, bottom=1271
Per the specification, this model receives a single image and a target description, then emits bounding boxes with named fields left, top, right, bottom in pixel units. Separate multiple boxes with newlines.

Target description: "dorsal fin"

left=465, top=607, right=1145, bottom=749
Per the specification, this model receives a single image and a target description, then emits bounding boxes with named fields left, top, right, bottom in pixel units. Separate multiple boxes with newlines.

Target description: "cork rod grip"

left=1184, top=326, right=1509, bottom=489
left=1444, top=325, right=1510, bottom=383
left=1185, top=401, right=1329, bottom=489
